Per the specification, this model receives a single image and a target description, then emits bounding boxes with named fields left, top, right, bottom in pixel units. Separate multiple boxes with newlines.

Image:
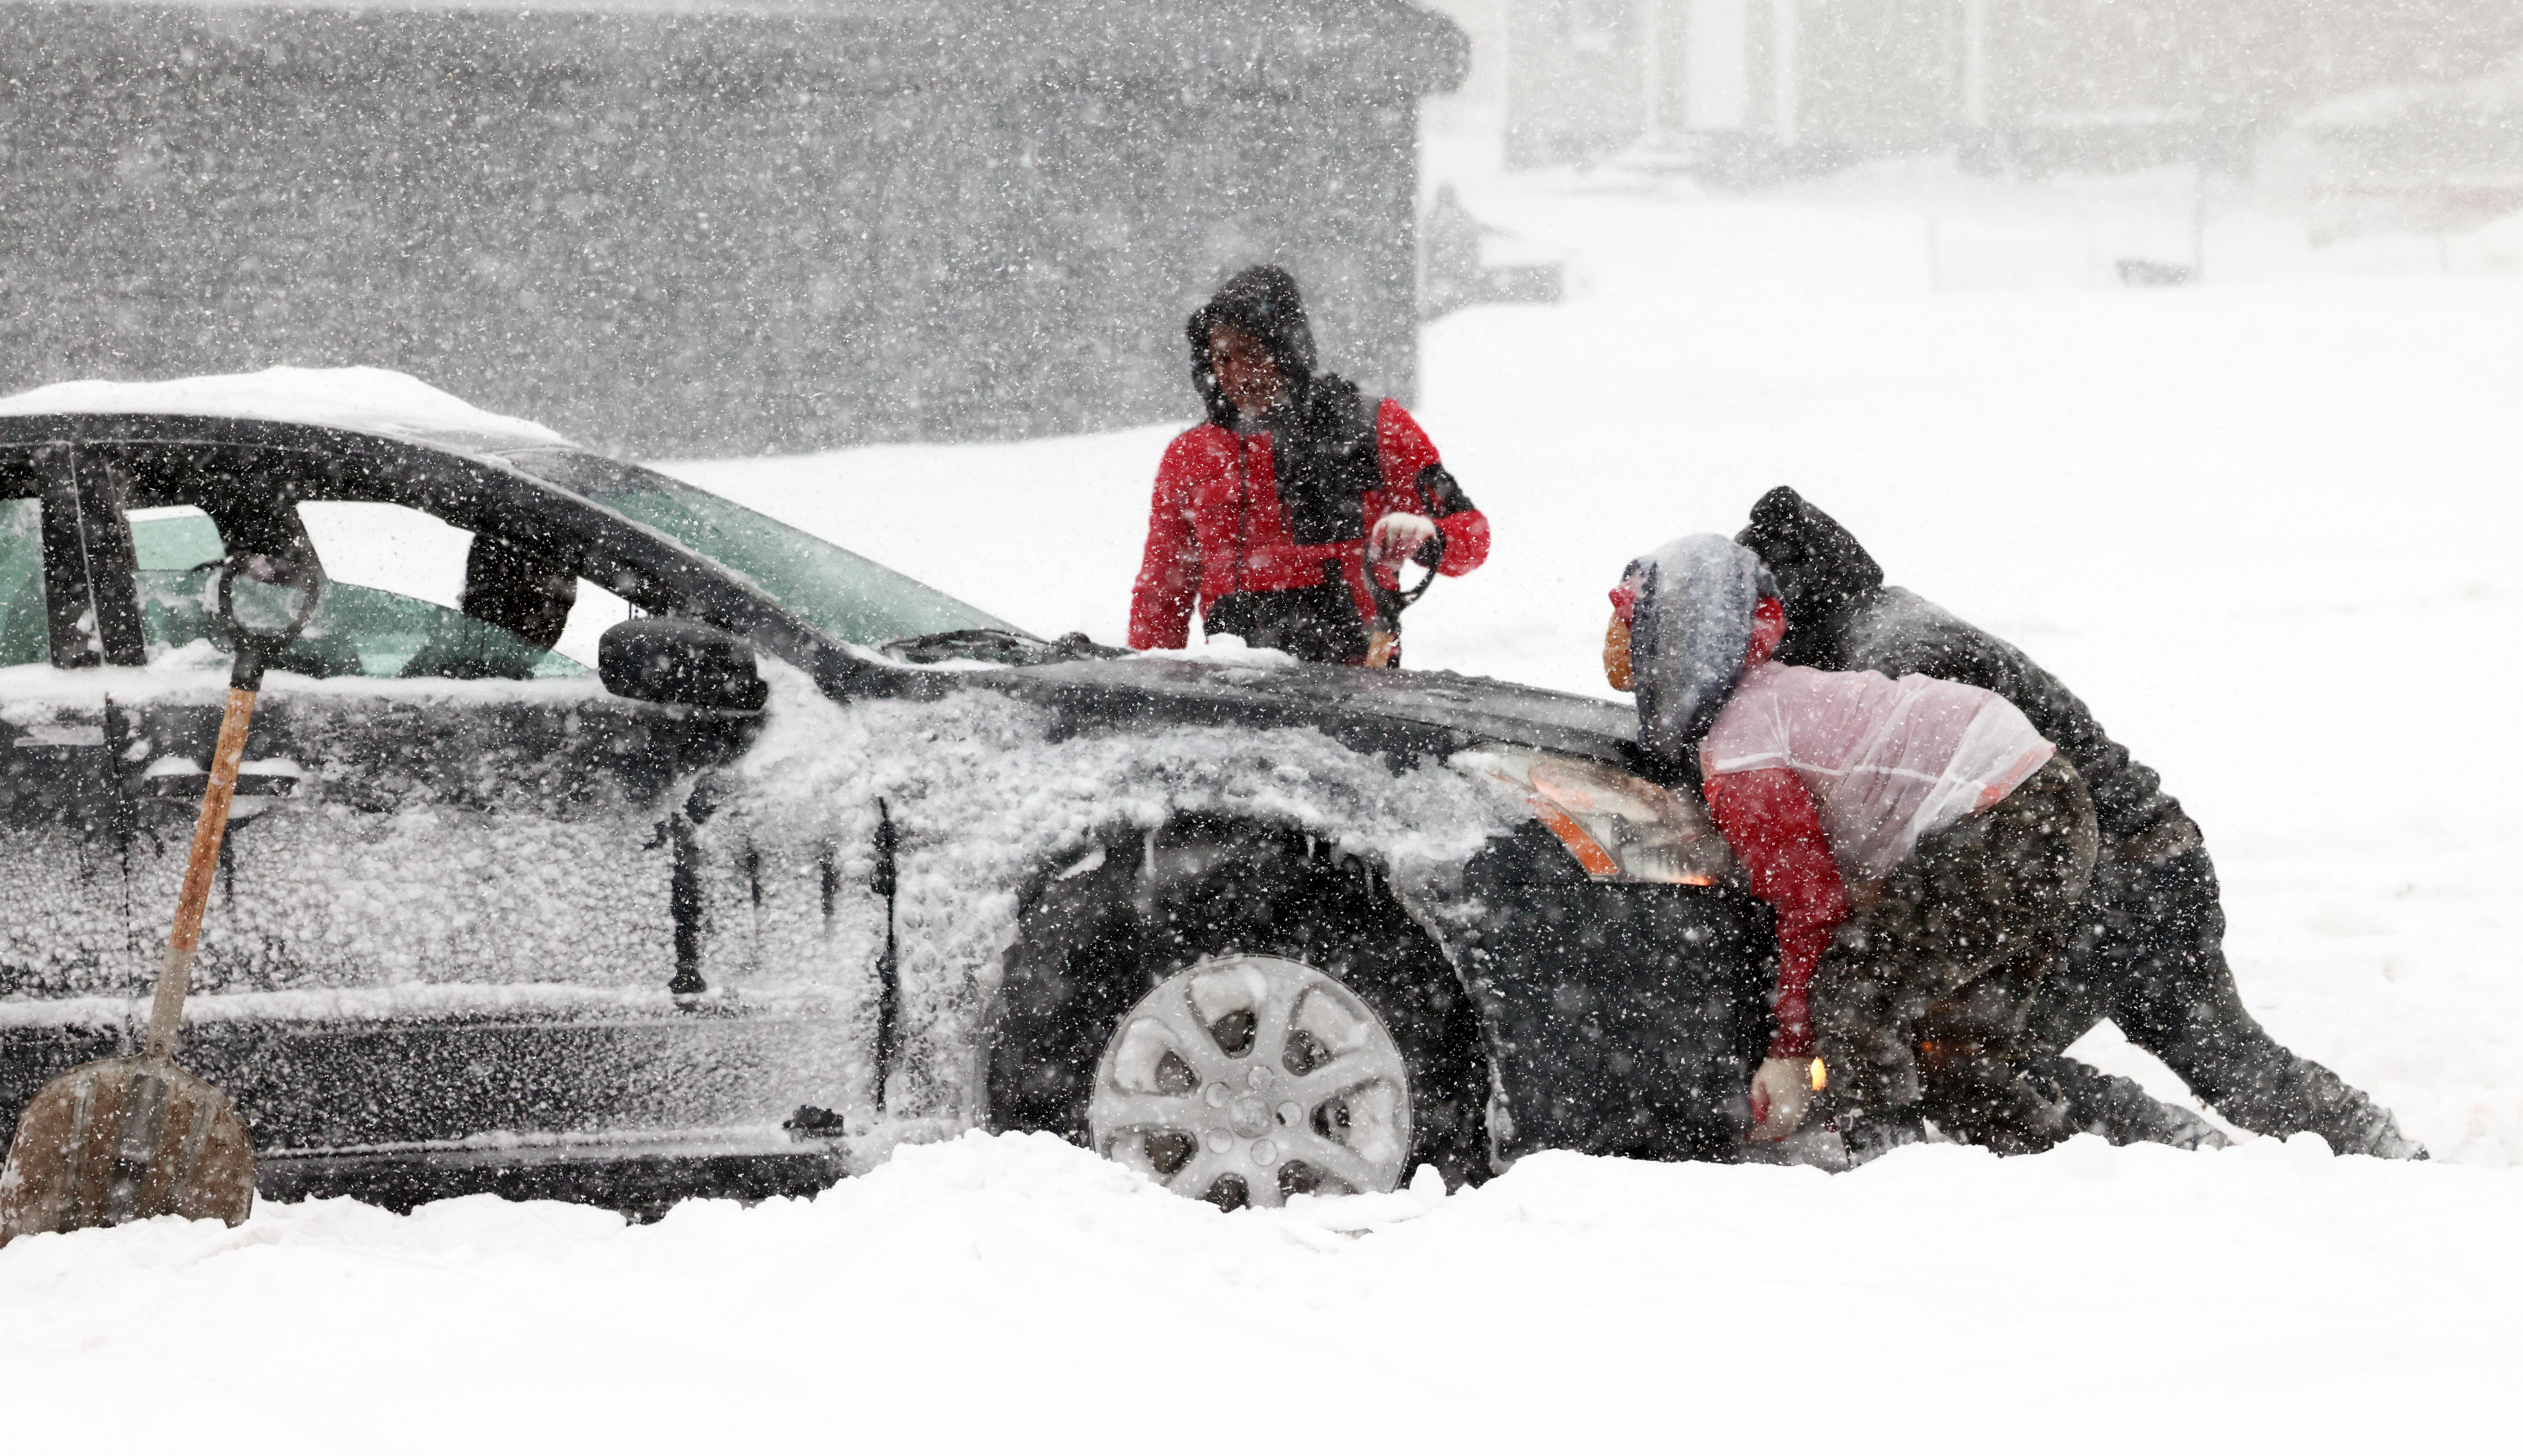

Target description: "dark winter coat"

left=1736, top=487, right=2196, bottom=854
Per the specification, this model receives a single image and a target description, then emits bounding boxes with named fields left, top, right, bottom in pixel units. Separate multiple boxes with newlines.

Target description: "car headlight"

left=1452, top=746, right=1738, bottom=886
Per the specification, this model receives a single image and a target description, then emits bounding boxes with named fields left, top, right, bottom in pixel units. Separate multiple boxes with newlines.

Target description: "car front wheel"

left=989, top=825, right=1490, bottom=1207
left=1089, top=954, right=1412, bottom=1208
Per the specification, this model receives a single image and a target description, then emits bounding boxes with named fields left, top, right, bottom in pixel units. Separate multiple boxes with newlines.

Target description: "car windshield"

left=500, top=448, right=1025, bottom=647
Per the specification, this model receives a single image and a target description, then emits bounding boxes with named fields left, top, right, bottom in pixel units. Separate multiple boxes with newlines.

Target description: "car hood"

left=977, top=652, right=1646, bottom=768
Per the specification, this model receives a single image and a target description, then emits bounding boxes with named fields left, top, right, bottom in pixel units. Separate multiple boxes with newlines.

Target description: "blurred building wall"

left=2276, top=46, right=2523, bottom=244
left=0, top=0, right=1467, bottom=457
left=1503, top=0, right=1654, bottom=167
left=1480, top=0, right=2523, bottom=176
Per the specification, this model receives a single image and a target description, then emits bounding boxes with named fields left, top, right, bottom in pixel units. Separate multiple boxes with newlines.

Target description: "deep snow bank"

left=2, top=1131, right=2513, bottom=1454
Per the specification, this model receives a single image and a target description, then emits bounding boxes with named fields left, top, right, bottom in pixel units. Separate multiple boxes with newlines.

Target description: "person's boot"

left=2288, top=1067, right=2428, bottom=1160
left=2187, top=1047, right=2428, bottom=1160
left=2025, top=1053, right=2227, bottom=1151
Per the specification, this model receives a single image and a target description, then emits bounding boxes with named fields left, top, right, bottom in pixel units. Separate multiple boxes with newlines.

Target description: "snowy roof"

left=0, top=366, right=576, bottom=455
left=36, top=0, right=1468, bottom=95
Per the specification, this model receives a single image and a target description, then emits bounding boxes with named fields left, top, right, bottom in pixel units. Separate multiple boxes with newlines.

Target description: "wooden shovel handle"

left=144, top=687, right=256, bottom=1061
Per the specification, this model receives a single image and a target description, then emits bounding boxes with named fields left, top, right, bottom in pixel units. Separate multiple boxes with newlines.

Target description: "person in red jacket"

left=1607, top=534, right=2101, bottom=1162
left=1129, top=265, right=1489, bottom=665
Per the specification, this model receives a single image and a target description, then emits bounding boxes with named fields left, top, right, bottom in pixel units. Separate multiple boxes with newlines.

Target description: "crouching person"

left=1608, top=535, right=2098, bottom=1160
left=1737, top=486, right=2421, bottom=1158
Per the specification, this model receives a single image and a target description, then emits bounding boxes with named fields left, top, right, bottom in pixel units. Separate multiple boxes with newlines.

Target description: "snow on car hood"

left=995, top=653, right=1643, bottom=764
left=0, top=365, right=574, bottom=454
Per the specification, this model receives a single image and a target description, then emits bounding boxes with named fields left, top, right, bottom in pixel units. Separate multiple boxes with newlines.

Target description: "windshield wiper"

left=877, top=627, right=1125, bottom=667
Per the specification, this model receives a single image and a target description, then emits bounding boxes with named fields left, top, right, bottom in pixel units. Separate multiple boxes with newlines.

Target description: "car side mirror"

left=598, top=619, right=768, bottom=712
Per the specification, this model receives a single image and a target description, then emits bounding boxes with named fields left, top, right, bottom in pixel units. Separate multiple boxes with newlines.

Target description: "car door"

left=75, top=437, right=871, bottom=1175
left=0, top=443, right=148, bottom=1131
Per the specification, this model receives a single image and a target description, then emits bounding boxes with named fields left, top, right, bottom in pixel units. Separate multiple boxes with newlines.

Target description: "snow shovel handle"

left=144, top=553, right=323, bottom=1059
left=145, top=684, right=257, bottom=1062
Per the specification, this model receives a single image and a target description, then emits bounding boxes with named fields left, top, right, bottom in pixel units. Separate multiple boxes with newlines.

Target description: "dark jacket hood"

left=1188, top=264, right=1320, bottom=429
left=1736, top=486, right=1884, bottom=640
left=1626, top=533, right=1777, bottom=765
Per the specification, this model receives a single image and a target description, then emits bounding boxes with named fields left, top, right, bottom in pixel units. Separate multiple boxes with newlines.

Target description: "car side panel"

left=114, top=689, right=874, bottom=1150
left=123, top=690, right=689, bottom=993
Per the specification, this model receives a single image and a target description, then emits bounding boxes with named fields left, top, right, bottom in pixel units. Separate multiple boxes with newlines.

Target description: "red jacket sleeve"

left=1702, top=767, right=1850, bottom=1059
left=1128, top=438, right=1201, bottom=650
left=1375, top=401, right=1488, bottom=577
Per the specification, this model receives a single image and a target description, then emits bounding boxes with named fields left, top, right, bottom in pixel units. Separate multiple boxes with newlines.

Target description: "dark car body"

left=0, top=394, right=1772, bottom=1216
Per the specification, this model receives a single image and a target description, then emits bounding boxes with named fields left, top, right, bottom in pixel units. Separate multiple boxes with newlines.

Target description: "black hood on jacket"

left=1736, top=486, right=1884, bottom=644
left=1188, top=264, right=1319, bottom=427
left=1187, top=264, right=1382, bottom=547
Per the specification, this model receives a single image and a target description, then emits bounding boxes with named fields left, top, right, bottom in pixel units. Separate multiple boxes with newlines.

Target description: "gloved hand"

left=1747, top=1055, right=1826, bottom=1142
left=1370, top=512, right=1437, bottom=561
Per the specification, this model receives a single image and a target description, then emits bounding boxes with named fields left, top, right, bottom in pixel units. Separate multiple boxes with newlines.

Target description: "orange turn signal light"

left=1527, top=798, right=1619, bottom=877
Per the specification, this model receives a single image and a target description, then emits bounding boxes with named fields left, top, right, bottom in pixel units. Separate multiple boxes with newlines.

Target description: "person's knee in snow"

left=1606, top=533, right=2095, bottom=1156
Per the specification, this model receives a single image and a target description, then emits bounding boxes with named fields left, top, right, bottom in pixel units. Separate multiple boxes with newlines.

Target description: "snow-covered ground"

left=10, top=153, right=2523, bottom=1448
left=8, top=1131, right=2517, bottom=1453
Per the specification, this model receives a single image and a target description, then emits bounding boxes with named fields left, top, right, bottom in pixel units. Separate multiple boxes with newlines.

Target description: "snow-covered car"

left=0, top=371, right=1770, bottom=1215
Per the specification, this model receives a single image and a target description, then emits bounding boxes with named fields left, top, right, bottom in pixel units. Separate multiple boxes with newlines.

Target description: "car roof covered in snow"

left=0, top=366, right=575, bottom=456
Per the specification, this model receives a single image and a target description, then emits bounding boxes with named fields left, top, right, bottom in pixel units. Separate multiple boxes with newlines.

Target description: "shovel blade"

left=0, top=1055, right=255, bottom=1248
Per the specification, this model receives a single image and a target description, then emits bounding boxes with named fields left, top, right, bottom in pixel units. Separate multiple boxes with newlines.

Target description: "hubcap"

left=1088, top=954, right=1412, bottom=1208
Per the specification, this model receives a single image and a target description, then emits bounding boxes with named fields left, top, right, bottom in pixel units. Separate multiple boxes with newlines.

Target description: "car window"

left=500, top=449, right=1022, bottom=647
left=0, top=499, right=46, bottom=667
left=295, top=502, right=632, bottom=675
left=123, top=503, right=601, bottom=681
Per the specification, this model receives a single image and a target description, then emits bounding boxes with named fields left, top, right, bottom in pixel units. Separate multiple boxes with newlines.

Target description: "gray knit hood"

left=1623, top=533, right=1779, bottom=764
